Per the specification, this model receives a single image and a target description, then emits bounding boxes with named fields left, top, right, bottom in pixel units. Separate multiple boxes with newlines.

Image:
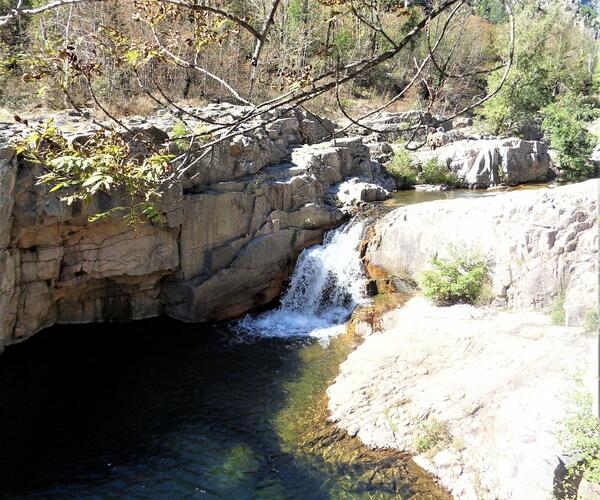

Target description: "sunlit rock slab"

left=328, top=297, right=597, bottom=499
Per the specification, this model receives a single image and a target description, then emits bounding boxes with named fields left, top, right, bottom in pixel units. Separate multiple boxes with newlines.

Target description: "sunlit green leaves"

left=560, top=386, right=600, bottom=483
left=541, top=92, right=598, bottom=181
left=17, top=120, right=173, bottom=225
left=419, top=247, right=489, bottom=306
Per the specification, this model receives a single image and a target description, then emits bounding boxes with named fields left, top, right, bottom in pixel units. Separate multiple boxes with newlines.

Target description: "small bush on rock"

left=385, top=148, right=418, bottom=188
left=560, top=387, right=600, bottom=484
left=585, top=309, right=599, bottom=335
left=550, top=292, right=566, bottom=326
left=420, top=248, right=488, bottom=305
left=414, top=419, right=451, bottom=455
left=419, top=158, right=460, bottom=187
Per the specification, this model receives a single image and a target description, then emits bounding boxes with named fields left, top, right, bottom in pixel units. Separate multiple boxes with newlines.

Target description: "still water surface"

left=0, top=321, right=444, bottom=499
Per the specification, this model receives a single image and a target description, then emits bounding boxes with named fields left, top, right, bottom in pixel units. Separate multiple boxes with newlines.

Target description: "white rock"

left=414, top=138, right=551, bottom=187
left=366, top=180, right=599, bottom=326
left=327, top=297, right=596, bottom=499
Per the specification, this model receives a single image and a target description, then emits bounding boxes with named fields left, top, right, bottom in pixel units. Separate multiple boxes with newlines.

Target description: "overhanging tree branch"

left=0, top=0, right=103, bottom=26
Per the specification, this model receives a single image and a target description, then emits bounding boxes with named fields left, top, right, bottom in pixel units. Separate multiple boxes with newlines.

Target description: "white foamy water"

left=237, top=221, right=367, bottom=342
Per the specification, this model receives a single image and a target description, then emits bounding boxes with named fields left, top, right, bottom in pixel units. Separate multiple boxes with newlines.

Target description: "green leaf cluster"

left=419, top=158, right=460, bottom=187
left=479, top=5, right=594, bottom=136
left=385, top=147, right=417, bottom=188
left=541, top=92, right=598, bottom=181
left=475, top=0, right=508, bottom=24
left=419, top=248, right=488, bottom=306
left=560, top=388, right=600, bottom=484
left=17, top=120, right=173, bottom=225
left=550, top=291, right=566, bottom=326
left=414, top=419, right=451, bottom=455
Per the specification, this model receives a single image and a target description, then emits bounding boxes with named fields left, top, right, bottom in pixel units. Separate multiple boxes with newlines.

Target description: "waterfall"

left=237, top=220, right=367, bottom=341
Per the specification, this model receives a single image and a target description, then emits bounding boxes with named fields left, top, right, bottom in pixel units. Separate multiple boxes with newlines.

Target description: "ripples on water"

left=0, top=321, right=325, bottom=498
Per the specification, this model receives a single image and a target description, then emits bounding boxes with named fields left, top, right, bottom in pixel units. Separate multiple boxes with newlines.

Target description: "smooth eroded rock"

left=328, top=297, right=597, bottom=499
left=414, top=138, right=551, bottom=187
left=366, top=181, right=599, bottom=326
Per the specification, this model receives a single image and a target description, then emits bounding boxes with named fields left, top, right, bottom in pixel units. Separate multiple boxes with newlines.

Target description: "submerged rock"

left=365, top=180, right=599, bottom=326
left=327, top=297, right=597, bottom=499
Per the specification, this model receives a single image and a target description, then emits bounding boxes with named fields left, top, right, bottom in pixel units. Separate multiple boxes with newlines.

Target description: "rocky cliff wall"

left=0, top=105, right=394, bottom=351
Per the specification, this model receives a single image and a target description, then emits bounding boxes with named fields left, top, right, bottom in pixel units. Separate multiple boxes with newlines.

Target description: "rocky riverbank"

left=327, top=180, right=599, bottom=499
left=328, top=297, right=597, bottom=499
left=366, top=180, right=599, bottom=326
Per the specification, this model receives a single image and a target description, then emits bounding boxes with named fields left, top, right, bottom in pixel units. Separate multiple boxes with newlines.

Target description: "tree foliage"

left=479, top=4, right=596, bottom=136
left=541, top=92, right=598, bottom=181
left=560, top=387, right=600, bottom=484
left=16, top=120, right=173, bottom=224
left=0, top=0, right=517, bottom=223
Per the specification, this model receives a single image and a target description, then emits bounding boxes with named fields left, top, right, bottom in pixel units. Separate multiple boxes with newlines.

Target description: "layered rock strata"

left=0, top=105, right=393, bottom=351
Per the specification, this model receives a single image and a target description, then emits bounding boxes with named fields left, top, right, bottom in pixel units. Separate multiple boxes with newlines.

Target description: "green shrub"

left=475, top=0, right=508, bottom=23
left=171, top=120, right=191, bottom=151
left=419, top=249, right=488, bottom=306
left=585, top=308, right=599, bottom=335
left=559, top=388, right=600, bottom=484
left=550, top=292, right=566, bottom=326
left=419, top=158, right=460, bottom=187
left=541, top=92, right=598, bottom=181
left=414, top=419, right=451, bottom=455
left=385, top=148, right=418, bottom=188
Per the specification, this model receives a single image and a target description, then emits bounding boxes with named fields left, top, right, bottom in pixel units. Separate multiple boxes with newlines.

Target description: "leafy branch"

left=16, top=120, right=173, bottom=225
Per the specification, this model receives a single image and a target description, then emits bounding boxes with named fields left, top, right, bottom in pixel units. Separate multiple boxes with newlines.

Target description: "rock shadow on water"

left=0, top=318, right=315, bottom=497
left=0, top=316, right=449, bottom=499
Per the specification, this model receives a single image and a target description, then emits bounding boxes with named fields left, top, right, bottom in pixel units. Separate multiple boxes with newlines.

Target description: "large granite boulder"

left=0, top=107, right=393, bottom=350
left=365, top=181, right=599, bottom=326
left=413, top=138, right=551, bottom=188
left=328, top=178, right=390, bottom=208
left=415, top=138, right=552, bottom=188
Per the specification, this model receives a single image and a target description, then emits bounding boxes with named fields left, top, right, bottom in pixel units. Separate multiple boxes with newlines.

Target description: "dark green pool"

left=0, top=319, right=446, bottom=499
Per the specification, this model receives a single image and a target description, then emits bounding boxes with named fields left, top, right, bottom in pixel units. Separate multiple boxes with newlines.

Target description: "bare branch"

left=0, top=0, right=102, bottom=26
left=334, top=0, right=465, bottom=136
left=249, top=0, right=282, bottom=92
left=146, top=20, right=255, bottom=107
left=156, top=0, right=261, bottom=39
left=442, top=0, right=515, bottom=122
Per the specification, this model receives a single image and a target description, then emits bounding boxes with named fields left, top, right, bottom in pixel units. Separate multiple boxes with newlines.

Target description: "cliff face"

left=0, top=105, right=393, bottom=351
